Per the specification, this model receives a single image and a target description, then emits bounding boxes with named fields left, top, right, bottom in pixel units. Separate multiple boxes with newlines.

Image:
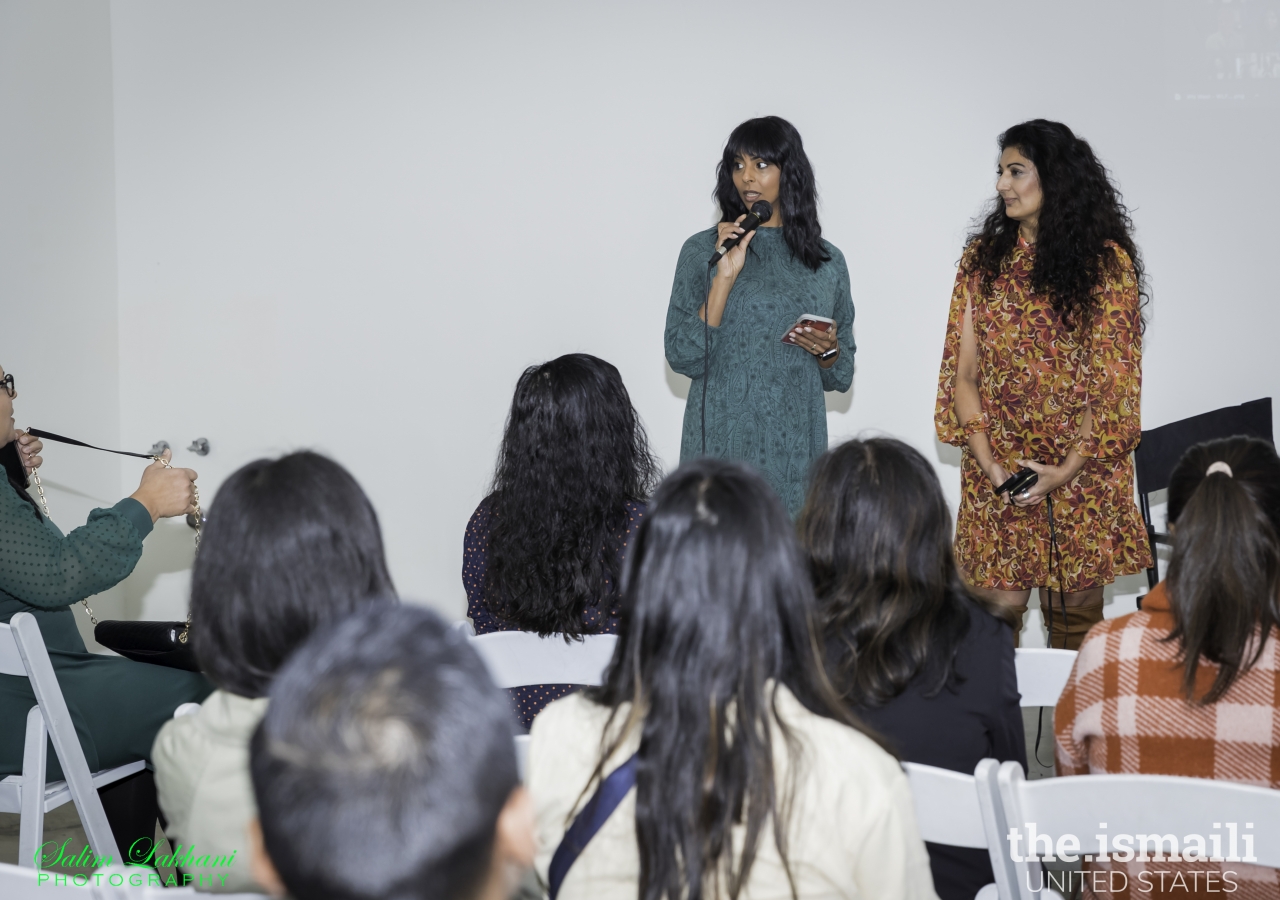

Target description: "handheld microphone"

left=708, top=200, right=773, bottom=266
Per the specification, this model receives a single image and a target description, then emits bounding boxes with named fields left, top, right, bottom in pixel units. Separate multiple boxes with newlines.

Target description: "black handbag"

left=94, top=618, right=200, bottom=671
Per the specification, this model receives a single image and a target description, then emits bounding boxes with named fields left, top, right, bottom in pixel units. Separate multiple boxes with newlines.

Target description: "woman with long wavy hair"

left=527, top=459, right=936, bottom=900
left=798, top=437, right=1024, bottom=900
left=935, top=119, right=1153, bottom=648
left=664, top=116, right=854, bottom=514
left=463, top=353, right=658, bottom=728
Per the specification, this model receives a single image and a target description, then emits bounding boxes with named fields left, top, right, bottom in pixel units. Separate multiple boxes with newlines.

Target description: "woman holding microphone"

left=664, top=116, right=854, bottom=514
left=935, top=119, right=1152, bottom=648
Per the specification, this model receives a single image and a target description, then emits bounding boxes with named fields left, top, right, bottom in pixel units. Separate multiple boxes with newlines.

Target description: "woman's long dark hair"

left=588, top=459, right=876, bottom=900
left=797, top=438, right=1009, bottom=707
left=967, top=119, right=1147, bottom=329
left=486, top=354, right=659, bottom=637
left=1164, top=436, right=1280, bottom=704
left=191, top=451, right=396, bottom=697
left=714, top=116, right=830, bottom=272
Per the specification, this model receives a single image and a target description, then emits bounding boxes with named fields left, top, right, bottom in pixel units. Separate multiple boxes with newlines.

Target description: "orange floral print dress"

left=935, top=238, right=1153, bottom=592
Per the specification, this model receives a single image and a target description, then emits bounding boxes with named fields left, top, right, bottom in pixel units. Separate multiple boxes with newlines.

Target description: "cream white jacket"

left=151, top=689, right=269, bottom=893
left=528, top=685, right=939, bottom=900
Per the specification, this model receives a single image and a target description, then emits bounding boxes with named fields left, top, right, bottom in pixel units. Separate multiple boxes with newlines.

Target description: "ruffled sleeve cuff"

left=962, top=412, right=990, bottom=439
left=112, top=497, right=155, bottom=541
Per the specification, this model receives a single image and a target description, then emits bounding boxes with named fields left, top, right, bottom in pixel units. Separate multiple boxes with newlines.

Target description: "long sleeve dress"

left=934, top=238, right=1152, bottom=591
left=847, top=600, right=1025, bottom=900
left=0, top=476, right=211, bottom=781
left=664, top=226, right=855, bottom=515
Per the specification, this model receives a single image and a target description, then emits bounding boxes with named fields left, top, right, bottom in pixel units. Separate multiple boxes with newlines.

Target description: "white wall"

left=15, top=0, right=1280, bottom=628
left=0, top=0, right=124, bottom=647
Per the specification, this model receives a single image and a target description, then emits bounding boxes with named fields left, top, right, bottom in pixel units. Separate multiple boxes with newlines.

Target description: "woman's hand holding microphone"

left=713, top=215, right=757, bottom=283
left=703, top=216, right=757, bottom=329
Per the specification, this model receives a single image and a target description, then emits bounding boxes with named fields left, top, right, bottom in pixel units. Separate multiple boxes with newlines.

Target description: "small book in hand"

left=781, top=314, right=835, bottom=345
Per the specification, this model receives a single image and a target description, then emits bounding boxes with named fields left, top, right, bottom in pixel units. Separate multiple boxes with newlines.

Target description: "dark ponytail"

left=1165, top=436, right=1280, bottom=704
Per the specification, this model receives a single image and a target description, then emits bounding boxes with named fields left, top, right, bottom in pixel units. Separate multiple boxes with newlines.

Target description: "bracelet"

left=818, top=346, right=840, bottom=361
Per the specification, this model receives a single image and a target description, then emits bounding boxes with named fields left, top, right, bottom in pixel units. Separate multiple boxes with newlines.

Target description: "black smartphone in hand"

left=996, top=467, right=1038, bottom=497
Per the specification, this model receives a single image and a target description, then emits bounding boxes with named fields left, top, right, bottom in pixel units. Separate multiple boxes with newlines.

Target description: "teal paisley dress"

left=664, top=226, right=856, bottom=513
left=0, top=472, right=211, bottom=780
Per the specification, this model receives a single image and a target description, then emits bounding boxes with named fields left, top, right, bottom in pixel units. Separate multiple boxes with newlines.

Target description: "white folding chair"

left=467, top=631, right=617, bottom=689
left=904, top=759, right=1015, bottom=900
left=1014, top=649, right=1077, bottom=707
left=996, top=760, right=1280, bottom=900
left=0, top=612, right=145, bottom=870
left=471, top=632, right=616, bottom=782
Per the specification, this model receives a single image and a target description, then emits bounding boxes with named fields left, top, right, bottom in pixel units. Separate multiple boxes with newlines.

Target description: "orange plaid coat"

left=1055, top=582, right=1280, bottom=898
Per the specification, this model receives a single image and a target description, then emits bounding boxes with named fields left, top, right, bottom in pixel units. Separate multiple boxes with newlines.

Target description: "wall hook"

left=187, top=438, right=210, bottom=456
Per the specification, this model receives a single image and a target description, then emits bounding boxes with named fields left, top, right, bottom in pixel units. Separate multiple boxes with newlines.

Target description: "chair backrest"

left=468, top=631, right=617, bottom=689
left=0, top=620, right=27, bottom=677
left=904, top=761, right=989, bottom=848
left=1014, top=648, right=1077, bottom=707
left=997, top=761, right=1280, bottom=899
left=1135, top=398, right=1273, bottom=498
left=904, top=759, right=1017, bottom=900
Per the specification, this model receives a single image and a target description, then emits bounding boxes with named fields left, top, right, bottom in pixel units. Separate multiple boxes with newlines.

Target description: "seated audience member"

left=463, top=353, right=658, bottom=728
left=528, top=459, right=939, bottom=900
left=151, top=452, right=396, bottom=892
left=0, top=362, right=210, bottom=858
left=1056, top=436, right=1280, bottom=897
left=797, top=437, right=1025, bottom=900
left=249, top=604, right=535, bottom=900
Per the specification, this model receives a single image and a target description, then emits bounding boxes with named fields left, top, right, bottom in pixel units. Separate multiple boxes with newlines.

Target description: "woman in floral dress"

left=935, top=119, right=1152, bottom=649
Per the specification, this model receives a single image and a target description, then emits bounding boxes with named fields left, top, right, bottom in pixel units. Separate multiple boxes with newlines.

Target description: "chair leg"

left=18, top=706, right=47, bottom=869
left=12, top=613, right=121, bottom=865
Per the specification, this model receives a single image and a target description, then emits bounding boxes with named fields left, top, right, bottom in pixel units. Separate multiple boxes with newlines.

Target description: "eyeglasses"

left=0, top=374, right=12, bottom=399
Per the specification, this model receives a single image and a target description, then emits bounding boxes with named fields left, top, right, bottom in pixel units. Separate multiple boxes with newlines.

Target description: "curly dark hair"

left=485, top=354, right=660, bottom=637
left=715, top=116, right=830, bottom=271
left=967, top=119, right=1147, bottom=329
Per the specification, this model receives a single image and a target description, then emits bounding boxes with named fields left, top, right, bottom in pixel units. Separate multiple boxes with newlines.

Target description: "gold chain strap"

left=29, top=459, right=200, bottom=633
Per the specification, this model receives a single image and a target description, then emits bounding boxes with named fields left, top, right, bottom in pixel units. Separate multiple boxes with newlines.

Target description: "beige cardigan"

left=528, top=686, right=939, bottom=900
left=151, top=690, right=269, bottom=893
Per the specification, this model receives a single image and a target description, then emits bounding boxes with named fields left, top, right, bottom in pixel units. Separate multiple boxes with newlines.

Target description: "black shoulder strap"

left=547, top=752, right=637, bottom=899
left=27, top=428, right=155, bottom=460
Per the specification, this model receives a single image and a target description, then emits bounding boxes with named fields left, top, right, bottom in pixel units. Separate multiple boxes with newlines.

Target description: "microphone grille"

left=751, top=200, right=773, bottom=221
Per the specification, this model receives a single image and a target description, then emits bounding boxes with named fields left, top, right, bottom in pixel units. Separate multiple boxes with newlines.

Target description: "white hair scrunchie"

left=1206, top=461, right=1234, bottom=478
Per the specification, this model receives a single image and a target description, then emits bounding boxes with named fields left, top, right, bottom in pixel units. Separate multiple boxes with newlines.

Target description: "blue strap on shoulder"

left=547, top=752, right=638, bottom=899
